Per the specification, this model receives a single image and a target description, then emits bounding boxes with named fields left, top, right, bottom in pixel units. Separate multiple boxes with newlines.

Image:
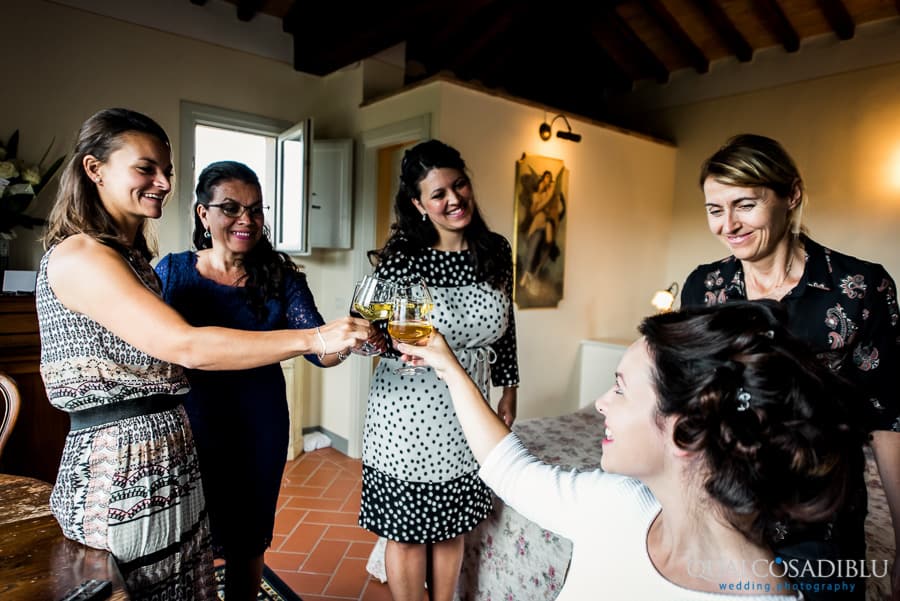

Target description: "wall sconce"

left=539, top=114, right=582, bottom=143
left=650, top=282, right=679, bottom=313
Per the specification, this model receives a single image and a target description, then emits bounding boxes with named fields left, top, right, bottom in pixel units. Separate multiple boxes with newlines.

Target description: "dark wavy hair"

left=45, top=108, right=169, bottom=260
left=368, top=139, right=506, bottom=287
left=193, top=160, right=298, bottom=317
left=639, top=300, right=865, bottom=548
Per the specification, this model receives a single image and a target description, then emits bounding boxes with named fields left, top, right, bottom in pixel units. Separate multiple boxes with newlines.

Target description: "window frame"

left=178, top=101, right=294, bottom=250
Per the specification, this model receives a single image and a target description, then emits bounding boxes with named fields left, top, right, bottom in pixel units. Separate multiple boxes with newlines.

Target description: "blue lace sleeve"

left=284, top=270, right=326, bottom=366
left=154, top=254, right=173, bottom=302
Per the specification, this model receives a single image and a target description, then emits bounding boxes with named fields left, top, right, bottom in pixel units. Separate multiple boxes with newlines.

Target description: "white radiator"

left=577, top=340, right=629, bottom=408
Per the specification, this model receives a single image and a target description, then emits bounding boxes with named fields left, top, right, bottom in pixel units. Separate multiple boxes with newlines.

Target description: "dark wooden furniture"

left=0, top=294, right=68, bottom=483
left=0, top=473, right=130, bottom=600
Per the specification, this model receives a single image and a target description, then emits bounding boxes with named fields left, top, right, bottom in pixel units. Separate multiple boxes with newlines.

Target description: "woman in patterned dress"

left=680, top=133, right=900, bottom=600
left=37, top=108, right=371, bottom=600
left=359, top=140, right=519, bottom=601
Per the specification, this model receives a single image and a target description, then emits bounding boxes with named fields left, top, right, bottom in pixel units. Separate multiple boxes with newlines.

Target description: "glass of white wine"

left=350, top=275, right=394, bottom=356
left=388, top=279, right=434, bottom=375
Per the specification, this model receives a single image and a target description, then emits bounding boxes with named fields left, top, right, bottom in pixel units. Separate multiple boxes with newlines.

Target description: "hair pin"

left=736, top=388, right=751, bottom=411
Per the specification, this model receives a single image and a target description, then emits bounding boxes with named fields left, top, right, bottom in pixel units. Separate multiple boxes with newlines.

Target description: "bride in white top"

left=397, top=300, right=865, bottom=600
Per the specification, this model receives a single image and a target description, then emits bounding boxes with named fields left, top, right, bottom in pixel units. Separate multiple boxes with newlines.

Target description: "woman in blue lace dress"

left=156, top=161, right=367, bottom=600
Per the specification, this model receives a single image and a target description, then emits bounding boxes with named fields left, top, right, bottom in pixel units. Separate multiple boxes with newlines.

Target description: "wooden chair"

left=0, top=372, right=21, bottom=459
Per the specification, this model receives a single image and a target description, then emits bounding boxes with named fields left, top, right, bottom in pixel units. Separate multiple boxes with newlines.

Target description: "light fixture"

left=539, top=114, right=582, bottom=143
left=650, top=282, right=679, bottom=313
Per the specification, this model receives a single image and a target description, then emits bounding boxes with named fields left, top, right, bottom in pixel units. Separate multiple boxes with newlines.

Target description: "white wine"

left=388, top=320, right=433, bottom=343
left=353, top=302, right=392, bottom=321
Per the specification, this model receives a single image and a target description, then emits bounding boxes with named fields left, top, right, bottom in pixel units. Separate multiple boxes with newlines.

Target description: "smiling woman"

left=154, top=160, right=368, bottom=601
left=35, top=109, right=372, bottom=601
left=395, top=300, right=865, bottom=601
left=360, top=139, right=520, bottom=601
left=681, top=133, right=900, bottom=601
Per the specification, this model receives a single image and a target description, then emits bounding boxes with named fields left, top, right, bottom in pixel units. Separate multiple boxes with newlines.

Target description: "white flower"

left=21, top=165, right=41, bottom=185
left=0, top=161, right=18, bottom=179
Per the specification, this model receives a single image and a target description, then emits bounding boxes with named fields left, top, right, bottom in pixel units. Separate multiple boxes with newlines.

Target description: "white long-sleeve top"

left=479, top=433, right=804, bottom=601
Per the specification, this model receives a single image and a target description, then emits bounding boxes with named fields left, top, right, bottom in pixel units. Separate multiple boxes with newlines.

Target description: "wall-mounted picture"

left=514, top=153, right=568, bottom=308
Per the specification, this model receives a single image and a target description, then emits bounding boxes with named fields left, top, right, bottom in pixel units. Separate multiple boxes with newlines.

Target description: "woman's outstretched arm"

left=397, top=332, right=509, bottom=462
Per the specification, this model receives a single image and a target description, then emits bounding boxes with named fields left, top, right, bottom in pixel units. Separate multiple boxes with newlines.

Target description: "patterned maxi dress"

left=359, top=234, right=519, bottom=543
left=36, top=244, right=216, bottom=601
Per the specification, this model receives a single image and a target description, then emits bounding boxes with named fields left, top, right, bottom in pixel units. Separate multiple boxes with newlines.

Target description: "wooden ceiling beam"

left=603, top=5, right=670, bottom=84
left=284, top=2, right=438, bottom=75
left=817, top=0, right=855, bottom=40
left=411, top=0, right=512, bottom=78
left=639, top=0, right=709, bottom=73
left=236, top=0, right=263, bottom=22
left=756, top=0, right=799, bottom=52
left=690, top=0, right=753, bottom=62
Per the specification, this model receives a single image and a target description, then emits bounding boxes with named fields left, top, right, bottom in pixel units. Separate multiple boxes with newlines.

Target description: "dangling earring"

left=421, top=213, right=427, bottom=222
left=204, top=229, right=211, bottom=239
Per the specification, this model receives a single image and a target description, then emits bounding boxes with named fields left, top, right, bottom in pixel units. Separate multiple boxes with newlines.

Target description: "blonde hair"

left=700, top=134, right=807, bottom=235
left=44, top=108, right=169, bottom=260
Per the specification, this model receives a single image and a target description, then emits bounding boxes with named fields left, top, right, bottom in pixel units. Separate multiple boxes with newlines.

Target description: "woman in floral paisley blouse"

left=681, top=133, right=900, bottom=601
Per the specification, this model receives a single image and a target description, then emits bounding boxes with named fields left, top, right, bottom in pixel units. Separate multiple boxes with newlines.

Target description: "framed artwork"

left=514, top=153, right=568, bottom=308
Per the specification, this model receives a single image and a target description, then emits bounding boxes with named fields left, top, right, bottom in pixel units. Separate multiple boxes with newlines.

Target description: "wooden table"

left=0, top=474, right=130, bottom=600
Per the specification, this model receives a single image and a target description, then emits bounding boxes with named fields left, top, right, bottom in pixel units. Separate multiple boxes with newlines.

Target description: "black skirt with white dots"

left=359, top=238, right=519, bottom=544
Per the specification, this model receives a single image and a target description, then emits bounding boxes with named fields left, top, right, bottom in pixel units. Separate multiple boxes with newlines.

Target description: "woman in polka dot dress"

left=359, top=140, right=519, bottom=601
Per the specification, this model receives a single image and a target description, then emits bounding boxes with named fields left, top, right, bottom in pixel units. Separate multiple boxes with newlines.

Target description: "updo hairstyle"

left=639, top=300, right=865, bottom=547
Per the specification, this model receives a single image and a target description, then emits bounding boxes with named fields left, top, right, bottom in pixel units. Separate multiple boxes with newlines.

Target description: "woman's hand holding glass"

left=395, top=330, right=464, bottom=381
left=388, top=279, right=434, bottom=375
left=315, top=316, right=373, bottom=361
left=349, top=275, right=393, bottom=356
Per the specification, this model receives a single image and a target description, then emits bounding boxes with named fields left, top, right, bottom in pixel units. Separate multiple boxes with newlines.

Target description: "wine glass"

left=388, top=279, right=434, bottom=375
left=350, top=275, right=394, bottom=356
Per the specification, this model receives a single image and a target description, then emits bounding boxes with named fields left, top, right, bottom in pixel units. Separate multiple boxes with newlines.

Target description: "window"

left=179, top=102, right=312, bottom=254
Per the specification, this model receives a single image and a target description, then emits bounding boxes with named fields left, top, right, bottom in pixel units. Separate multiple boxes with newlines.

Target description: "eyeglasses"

left=205, top=202, right=269, bottom=218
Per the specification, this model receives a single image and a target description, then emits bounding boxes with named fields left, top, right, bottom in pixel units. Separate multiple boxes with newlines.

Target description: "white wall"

left=1, top=0, right=372, bottom=444
left=313, top=78, right=677, bottom=440
left=4, top=1, right=677, bottom=448
left=420, top=82, right=676, bottom=419
left=0, top=0, right=325, bottom=267
left=640, top=61, right=900, bottom=297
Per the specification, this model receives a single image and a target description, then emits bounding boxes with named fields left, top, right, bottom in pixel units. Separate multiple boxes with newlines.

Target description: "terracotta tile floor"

left=265, top=447, right=393, bottom=601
